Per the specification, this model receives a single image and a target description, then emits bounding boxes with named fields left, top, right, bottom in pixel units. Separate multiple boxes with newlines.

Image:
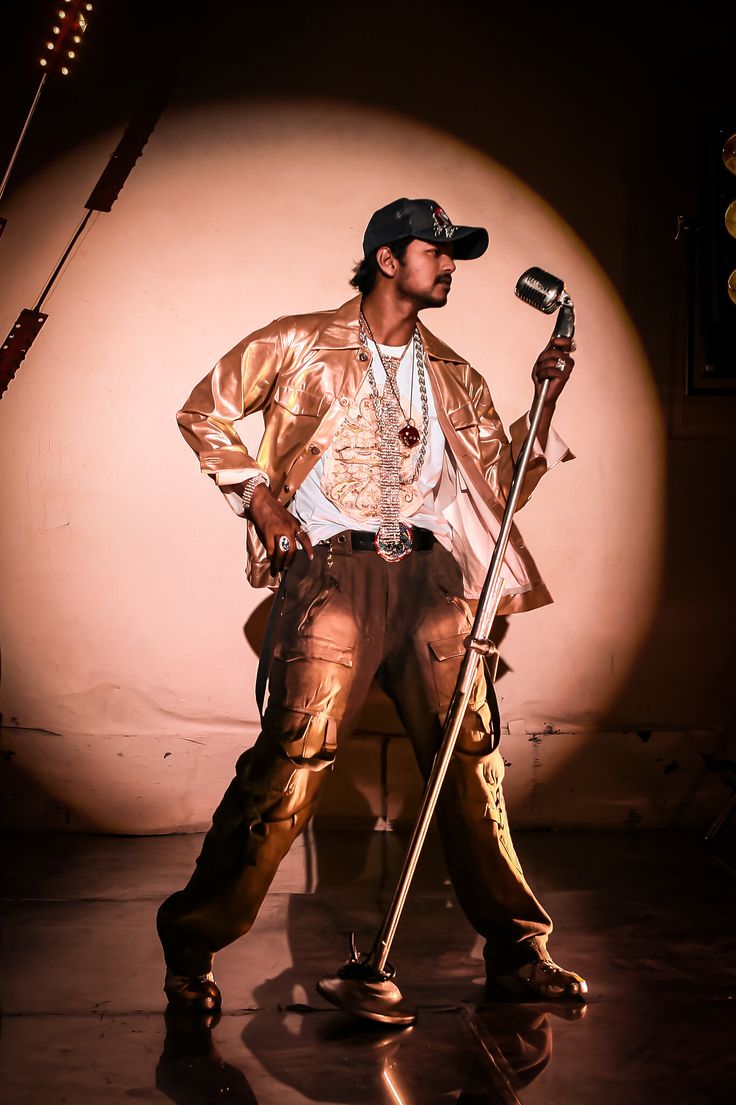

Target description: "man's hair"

left=349, top=237, right=412, bottom=296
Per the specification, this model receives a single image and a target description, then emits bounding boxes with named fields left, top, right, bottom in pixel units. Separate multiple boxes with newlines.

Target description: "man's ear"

left=376, top=245, right=398, bottom=279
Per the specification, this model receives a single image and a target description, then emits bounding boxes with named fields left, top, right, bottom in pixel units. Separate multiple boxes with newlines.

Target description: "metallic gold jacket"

left=177, top=295, right=571, bottom=613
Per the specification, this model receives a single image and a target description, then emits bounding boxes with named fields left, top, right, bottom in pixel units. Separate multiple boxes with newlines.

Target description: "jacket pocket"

left=448, top=401, right=479, bottom=431
left=273, top=384, right=329, bottom=418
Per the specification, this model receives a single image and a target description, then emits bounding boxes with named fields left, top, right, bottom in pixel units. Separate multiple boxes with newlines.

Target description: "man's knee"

left=231, top=706, right=338, bottom=833
left=248, top=705, right=338, bottom=772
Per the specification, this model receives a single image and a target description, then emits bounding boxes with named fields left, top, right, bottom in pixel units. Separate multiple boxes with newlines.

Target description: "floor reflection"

left=156, top=1009, right=254, bottom=1104
left=156, top=1002, right=586, bottom=1105
left=4, top=829, right=736, bottom=1104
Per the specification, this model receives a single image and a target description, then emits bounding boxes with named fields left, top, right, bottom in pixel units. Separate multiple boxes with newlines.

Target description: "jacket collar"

left=317, top=295, right=468, bottom=364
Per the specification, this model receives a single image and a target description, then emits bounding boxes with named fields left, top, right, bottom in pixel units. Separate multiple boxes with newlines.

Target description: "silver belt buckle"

left=374, top=522, right=413, bottom=562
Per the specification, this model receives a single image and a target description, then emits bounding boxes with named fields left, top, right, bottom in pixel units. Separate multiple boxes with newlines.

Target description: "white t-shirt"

left=290, top=340, right=452, bottom=548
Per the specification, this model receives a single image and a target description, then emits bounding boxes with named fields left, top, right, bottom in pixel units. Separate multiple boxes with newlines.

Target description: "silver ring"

left=555, top=357, right=566, bottom=370
left=278, top=535, right=291, bottom=553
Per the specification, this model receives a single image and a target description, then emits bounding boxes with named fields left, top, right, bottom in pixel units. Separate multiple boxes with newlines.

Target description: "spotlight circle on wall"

left=728, top=270, right=736, bottom=305
left=725, top=199, right=736, bottom=239
left=0, top=98, right=665, bottom=833
left=722, top=132, right=736, bottom=175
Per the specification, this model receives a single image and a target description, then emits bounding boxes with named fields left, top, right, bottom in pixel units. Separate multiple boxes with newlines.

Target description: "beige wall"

left=1, top=7, right=734, bottom=832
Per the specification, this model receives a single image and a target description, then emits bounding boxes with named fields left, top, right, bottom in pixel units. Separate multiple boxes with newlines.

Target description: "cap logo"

left=431, top=205, right=456, bottom=239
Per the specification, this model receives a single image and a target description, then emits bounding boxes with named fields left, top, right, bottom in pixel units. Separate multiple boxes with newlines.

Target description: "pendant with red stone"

left=398, top=421, right=420, bottom=448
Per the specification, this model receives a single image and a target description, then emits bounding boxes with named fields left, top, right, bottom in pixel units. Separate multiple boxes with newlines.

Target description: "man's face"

left=390, top=239, right=457, bottom=309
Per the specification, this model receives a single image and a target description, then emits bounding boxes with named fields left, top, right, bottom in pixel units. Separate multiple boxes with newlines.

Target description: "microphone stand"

left=318, top=299, right=574, bottom=1026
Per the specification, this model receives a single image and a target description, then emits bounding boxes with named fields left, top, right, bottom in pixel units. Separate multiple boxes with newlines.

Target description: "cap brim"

left=414, top=225, right=489, bottom=260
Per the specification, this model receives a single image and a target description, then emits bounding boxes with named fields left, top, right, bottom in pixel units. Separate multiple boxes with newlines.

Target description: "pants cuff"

left=157, top=900, right=214, bottom=977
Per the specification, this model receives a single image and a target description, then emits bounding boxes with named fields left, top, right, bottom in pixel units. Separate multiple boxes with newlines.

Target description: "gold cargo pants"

left=157, top=535, right=552, bottom=977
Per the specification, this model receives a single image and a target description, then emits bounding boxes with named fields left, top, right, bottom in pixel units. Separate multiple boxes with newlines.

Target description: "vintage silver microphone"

left=515, top=266, right=576, bottom=341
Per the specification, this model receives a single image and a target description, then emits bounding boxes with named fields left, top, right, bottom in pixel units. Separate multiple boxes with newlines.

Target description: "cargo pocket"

left=429, top=632, right=470, bottom=711
left=270, top=631, right=355, bottom=721
left=446, top=750, right=508, bottom=830
left=274, top=633, right=352, bottom=668
left=428, top=632, right=495, bottom=752
left=263, top=705, right=339, bottom=768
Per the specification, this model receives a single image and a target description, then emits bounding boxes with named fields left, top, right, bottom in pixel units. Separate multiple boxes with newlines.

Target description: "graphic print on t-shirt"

left=320, top=388, right=424, bottom=523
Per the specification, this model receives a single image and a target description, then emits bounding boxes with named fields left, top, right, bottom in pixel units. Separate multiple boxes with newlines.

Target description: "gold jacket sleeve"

left=176, top=319, right=289, bottom=476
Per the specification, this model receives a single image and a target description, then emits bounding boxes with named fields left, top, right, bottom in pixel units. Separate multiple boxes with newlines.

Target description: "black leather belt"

left=345, top=527, right=436, bottom=552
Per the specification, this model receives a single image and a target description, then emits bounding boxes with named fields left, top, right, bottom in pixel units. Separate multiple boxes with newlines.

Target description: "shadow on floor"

left=2, top=825, right=736, bottom=1104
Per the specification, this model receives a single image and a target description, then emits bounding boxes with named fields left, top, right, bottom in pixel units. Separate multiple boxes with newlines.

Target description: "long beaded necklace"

left=358, top=312, right=430, bottom=560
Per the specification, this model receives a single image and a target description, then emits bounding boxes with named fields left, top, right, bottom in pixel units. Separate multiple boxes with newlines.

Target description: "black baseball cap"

left=362, top=198, right=489, bottom=260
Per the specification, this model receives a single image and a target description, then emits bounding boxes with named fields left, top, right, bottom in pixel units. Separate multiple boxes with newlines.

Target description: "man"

left=158, top=197, right=587, bottom=1013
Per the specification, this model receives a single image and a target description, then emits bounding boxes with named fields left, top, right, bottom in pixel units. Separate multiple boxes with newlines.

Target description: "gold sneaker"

left=164, top=969, right=222, bottom=1013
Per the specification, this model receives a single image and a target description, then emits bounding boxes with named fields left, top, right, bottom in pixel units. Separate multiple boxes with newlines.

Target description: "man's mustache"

left=436, top=276, right=453, bottom=287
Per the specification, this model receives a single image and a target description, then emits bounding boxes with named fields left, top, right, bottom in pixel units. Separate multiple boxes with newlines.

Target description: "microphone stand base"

left=317, top=935, right=417, bottom=1026
left=317, top=974, right=416, bottom=1026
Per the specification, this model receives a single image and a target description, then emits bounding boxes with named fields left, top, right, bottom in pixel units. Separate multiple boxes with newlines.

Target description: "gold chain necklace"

left=359, top=312, right=428, bottom=451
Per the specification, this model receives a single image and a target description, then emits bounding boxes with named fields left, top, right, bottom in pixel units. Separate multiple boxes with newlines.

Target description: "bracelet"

left=241, top=472, right=269, bottom=516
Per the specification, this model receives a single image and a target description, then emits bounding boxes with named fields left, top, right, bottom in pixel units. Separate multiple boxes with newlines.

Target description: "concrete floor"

left=2, top=824, right=735, bottom=1105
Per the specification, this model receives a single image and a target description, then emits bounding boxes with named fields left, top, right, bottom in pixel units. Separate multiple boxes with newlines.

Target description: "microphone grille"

left=515, top=267, right=565, bottom=314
